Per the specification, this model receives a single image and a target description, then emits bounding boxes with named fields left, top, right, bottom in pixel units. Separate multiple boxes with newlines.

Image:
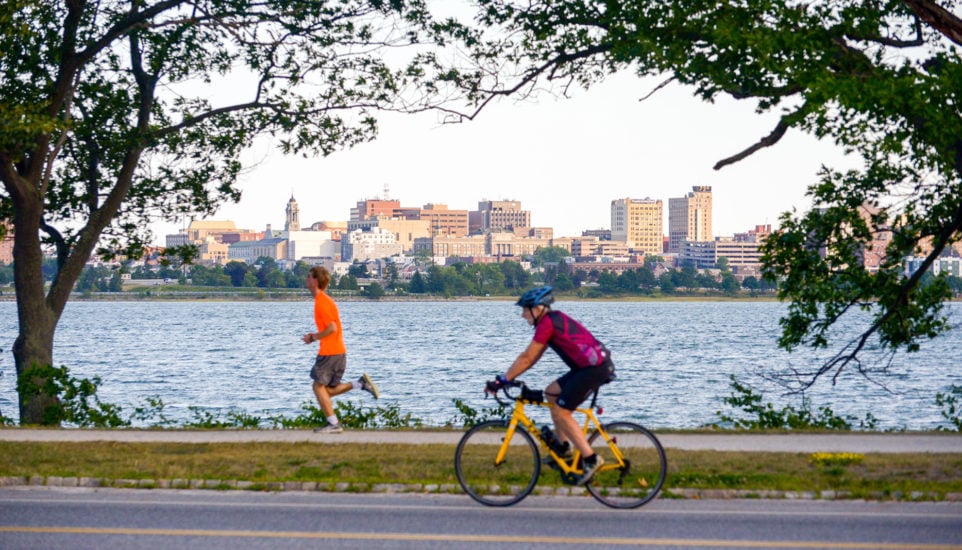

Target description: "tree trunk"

left=10, top=198, right=64, bottom=425
left=12, top=310, right=59, bottom=425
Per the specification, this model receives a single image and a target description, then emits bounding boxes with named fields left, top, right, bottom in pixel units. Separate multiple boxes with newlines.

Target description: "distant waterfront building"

left=348, top=217, right=430, bottom=253
left=610, top=197, right=663, bottom=255
left=855, top=203, right=894, bottom=274
left=414, top=232, right=555, bottom=259
left=582, top=228, right=611, bottom=240
left=218, top=230, right=262, bottom=245
left=342, top=227, right=404, bottom=261
left=677, top=225, right=769, bottom=276
left=733, top=224, right=771, bottom=243
left=567, top=259, right=648, bottom=276
left=284, top=230, right=338, bottom=261
left=197, top=237, right=230, bottom=265
left=419, top=203, right=469, bottom=237
left=351, top=198, right=401, bottom=221
left=285, top=195, right=300, bottom=232
left=228, top=225, right=287, bottom=264
left=471, top=200, right=531, bottom=235
left=165, top=219, right=261, bottom=264
left=279, top=196, right=338, bottom=261
left=810, top=203, right=898, bottom=274
left=549, top=236, right=573, bottom=254
left=165, top=233, right=191, bottom=248
left=527, top=227, right=554, bottom=239
left=415, top=234, right=488, bottom=258
left=309, top=221, right=348, bottom=241
left=905, top=255, right=962, bottom=278
left=668, top=186, right=713, bottom=254
left=571, top=236, right=630, bottom=258
left=0, top=221, right=13, bottom=264
left=185, top=220, right=238, bottom=243
left=570, top=236, right=601, bottom=257
left=489, top=231, right=551, bottom=257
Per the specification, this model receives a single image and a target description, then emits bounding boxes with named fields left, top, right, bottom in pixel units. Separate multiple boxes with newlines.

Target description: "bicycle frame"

left=496, top=395, right=623, bottom=479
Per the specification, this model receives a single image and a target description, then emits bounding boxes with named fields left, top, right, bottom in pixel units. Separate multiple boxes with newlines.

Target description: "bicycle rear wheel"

left=454, top=420, right=540, bottom=506
left=586, top=421, right=667, bottom=509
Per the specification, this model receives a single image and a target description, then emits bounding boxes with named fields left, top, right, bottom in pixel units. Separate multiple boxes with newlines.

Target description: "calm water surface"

left=0, top=300, right=959, bottom=429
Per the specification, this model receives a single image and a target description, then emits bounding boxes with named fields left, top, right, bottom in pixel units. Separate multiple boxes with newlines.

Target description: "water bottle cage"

left=540, top=426, right=568, bottom=455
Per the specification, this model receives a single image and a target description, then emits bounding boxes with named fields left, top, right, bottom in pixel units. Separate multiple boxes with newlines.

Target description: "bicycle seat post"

left=589, top=387, right=601, bottom=412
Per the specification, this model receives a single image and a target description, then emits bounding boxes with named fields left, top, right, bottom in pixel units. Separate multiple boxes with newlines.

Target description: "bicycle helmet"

left=515, top=286, right=554, bottom=308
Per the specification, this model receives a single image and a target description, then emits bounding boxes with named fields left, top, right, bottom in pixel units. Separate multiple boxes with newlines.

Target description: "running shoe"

left=313, top=423, right=343, bottom=434
left=359, top=373, right=380, bottom=399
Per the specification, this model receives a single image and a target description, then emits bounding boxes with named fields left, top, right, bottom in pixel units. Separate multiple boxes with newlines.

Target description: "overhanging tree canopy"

left=429, top=0, right=962, bottom=388
left=0, top=0, right=437, bottom=424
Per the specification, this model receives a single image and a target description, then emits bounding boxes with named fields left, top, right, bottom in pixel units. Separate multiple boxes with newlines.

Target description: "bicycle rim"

left=454, top=420, right=540, bottom=506
left=586, top=421, right=667, bottom=509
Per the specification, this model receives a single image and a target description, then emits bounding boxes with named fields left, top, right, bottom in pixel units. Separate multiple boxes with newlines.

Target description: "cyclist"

left=486, top=285, right=615, bottom=485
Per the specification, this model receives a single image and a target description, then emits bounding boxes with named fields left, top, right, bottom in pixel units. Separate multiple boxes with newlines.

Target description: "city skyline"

left=163, top=183, right=758, bottom=245
left=150, top=71, right=859, bottom=246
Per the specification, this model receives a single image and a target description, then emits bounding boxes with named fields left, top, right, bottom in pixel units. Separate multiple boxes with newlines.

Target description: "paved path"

left=3, top=429, right=961, bottom=453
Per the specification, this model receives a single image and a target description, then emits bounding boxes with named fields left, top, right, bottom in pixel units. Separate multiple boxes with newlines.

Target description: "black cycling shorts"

left=554, top=361, right=615, bottom=411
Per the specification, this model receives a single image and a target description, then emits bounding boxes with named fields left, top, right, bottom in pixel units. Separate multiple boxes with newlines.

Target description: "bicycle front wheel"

left=586, top=421, right=667, bottom=509
left=454, top=420, right=540, bottom=506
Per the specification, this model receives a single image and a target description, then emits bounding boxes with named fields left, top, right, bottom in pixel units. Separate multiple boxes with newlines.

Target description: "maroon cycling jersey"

left=533, top=310, right=610, bottom=370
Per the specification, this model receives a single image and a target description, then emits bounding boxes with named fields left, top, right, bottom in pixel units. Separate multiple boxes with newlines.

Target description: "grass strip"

left=2, top=442, right=961, bottom=499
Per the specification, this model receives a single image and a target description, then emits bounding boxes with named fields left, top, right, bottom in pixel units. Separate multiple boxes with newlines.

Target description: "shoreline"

left=0, top=292, right=783, bottom=303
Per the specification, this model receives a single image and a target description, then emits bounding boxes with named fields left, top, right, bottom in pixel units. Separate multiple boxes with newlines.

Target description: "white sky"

left=149, top=70, right=858, bottom=246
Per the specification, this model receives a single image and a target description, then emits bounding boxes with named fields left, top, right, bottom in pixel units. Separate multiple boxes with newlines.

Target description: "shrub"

left=449, top=398, right=507, bottom=428
left=16, top=364, right=127, bottom=427
left=935, top=385, right=962, bottom=431
left=713, top=375, right=877, bottom=431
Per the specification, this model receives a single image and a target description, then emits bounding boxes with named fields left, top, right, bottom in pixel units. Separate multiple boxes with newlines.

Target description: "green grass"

left=2, top=441, right=960, bottom=500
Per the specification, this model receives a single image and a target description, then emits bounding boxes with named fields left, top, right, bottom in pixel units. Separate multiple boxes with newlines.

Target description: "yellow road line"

left=0, top=526, right=959, bottom=549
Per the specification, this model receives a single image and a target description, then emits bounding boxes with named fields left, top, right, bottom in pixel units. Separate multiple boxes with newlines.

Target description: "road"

left=1, top=488, right=960, bottom=549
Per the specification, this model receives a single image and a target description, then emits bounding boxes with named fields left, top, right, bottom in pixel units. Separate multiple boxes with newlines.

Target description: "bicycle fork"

left=587, top=421, right=635, bottom=485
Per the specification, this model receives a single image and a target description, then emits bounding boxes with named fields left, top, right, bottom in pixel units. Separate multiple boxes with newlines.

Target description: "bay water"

left=0, top=299, right=959, bottom=430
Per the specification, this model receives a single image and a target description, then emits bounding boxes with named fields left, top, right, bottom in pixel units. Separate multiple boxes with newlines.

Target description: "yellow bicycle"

left=454, top=379, right=667, bottom=509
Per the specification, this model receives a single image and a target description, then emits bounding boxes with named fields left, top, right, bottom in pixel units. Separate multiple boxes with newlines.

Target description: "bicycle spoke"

left=586, top=421, right=666, bottom=509
left=454, top=420, right=540, bottom=506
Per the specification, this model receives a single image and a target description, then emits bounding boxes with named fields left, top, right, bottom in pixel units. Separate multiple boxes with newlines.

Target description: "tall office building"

left=610, top=197, right=663, bottom=255
left=419, top=203, right=469, bottom=236
left=351, top=198, right=401, bottom=221
left=472, top=200, right=531, bottom=234
left=668, top=185, right=713, bottom=253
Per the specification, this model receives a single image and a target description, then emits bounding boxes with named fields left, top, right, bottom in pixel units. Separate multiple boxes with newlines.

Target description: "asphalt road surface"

left=1, top=488, right=960, bottom=549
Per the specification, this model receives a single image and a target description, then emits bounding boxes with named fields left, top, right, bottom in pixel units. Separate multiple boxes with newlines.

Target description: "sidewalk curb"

left=3, top=475, right=961, bottom=502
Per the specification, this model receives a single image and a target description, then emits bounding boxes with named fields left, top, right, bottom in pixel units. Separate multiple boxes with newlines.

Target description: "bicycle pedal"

left=560, top=472, right=579, bottom=485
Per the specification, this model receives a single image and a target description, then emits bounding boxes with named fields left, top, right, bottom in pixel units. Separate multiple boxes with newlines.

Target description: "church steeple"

left=285, top=194, right=300, bottom=232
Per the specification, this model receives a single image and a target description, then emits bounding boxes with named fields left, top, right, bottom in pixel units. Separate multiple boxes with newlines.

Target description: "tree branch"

left=435, top=43, right=613, bottom=122
left=902, top=0, right=962, bottom=47
left=38, top=219, right=69, bottom=276
left=713, top=119, right=790, bottom=170
left=639, top=77, right=675, bottom=101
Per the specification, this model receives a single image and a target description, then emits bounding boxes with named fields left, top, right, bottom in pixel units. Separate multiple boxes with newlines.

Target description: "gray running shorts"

left=311, top=354, right=347, bottom=387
